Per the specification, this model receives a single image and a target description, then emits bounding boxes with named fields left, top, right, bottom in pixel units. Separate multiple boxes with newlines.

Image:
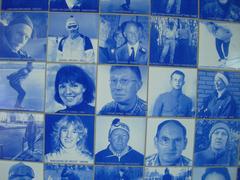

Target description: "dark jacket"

left=95, top=145, right=144, bottom=165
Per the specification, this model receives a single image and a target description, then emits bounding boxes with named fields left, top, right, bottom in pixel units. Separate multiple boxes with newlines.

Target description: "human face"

left=7, top=23, right=32, bottom=52
left=205, top=172, right=226, bottom=180
left=58, top=81, right=86, bottom=107
left=170, top=73, right=185, bottom=90
left=66, top=22, right=79, bottom=38
left=214, top=77, right=227, bottom=92
left=11, top=176, right=32, bottom=180
left=154, top=122, right=187, bottom=165
left=124, top=24, right=140, bottom=45
left=110, top=68, right=141, bottom=105
left=60, top=124, right=80, bottom=149
left=211, top=129, right=228, bottom=151
left=109, top=129, right=129, bottom=153
left=100, top=20, right=110, bottom=41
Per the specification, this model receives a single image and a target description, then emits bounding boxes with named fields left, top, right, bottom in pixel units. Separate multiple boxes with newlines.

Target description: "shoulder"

left=138, top=44, right=147, bottom=54
left=95, top=148, right=109, bottom=157
left=129, top=147, right=143, bottom=157
left=145, top=153, right=158, bottom=166
left=181, top=94, right=192, bottom=102
left=181, top=155, right=192, bottom=166
left=137, top=98, right=147, bottom=111
left=99, top=101, right=116, bottom=114
left=157, top=92, right=170, bottom=100
left=45, top=152, right=59, bottom=162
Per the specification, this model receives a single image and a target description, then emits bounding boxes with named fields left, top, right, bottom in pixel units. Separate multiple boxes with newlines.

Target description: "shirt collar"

left=127, top=42, right=139, bottom=56
left=65, top=0, right=82, bottom=9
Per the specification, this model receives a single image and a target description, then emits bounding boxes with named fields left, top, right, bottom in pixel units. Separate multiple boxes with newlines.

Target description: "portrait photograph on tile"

left=48, top=13, right=99, bottom=63
left=0, top=12, right=48, bottom=61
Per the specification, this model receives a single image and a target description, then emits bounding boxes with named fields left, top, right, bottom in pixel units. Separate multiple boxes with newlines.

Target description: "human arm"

left=152, top=96, right=163, bottom=116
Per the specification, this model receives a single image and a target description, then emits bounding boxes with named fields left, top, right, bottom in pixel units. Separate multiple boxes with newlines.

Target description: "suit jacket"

left=115, top=43, right=148, bottom=65
left=50, top=0, right=98, bottom=12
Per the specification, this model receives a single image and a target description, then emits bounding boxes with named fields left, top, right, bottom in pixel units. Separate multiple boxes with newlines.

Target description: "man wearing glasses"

left=95, top=118, right=144, bottom=165
left=57, top=15, right=95, bottom=62
left=146, top=119, right=192, bottom=166
left=99, top=66, right=147, bottom=116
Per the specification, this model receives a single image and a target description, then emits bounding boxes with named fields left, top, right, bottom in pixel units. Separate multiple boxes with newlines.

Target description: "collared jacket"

left=99, top=97, right=147, bottom=116
left=145, top=153, right=192, bottom=166
left=115, top=43, right=148, bottom=65
left=152, top=90, right=193, bottom=117
left=95, top=145, right=144, bottom=165
left=194, top=147, right=237, bottom=166
left=198, top=90, right=236, bottom=118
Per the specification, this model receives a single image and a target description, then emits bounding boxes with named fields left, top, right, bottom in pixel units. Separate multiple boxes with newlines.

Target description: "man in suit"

left=115, top=21, right=148, bottom=65
left=50, top=0, right=98, bottom=12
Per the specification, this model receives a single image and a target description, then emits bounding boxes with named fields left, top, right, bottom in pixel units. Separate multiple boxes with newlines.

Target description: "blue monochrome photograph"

left=44, top=164, right=93, bottom=180
left=197, top=70, right=239, bottom=119
left=194, top=119, right=240, bottom=166
left=48, top=13, right=98, bottom=63
left=100, top=0, right=150, bottom=14
left=95, top=116, right=146, bottom=165
left=0, top=62, right=45, bottom=112
left=0, top=112, right=44, bottom=162
left=99, top=15, right=149, bottom=65
left=50, top=0, right=99, bottom=12
left=148, top=67, right=197, bottom=117
left=199, top=21, right=240, bottom=69
left=151, top=0, right=198, bottom=17
left=0, top=160, right=44, bottom=180
left=200, top=0, right=240, bottom=22
left=0, top=12, right=48, bottom=61
left=45, top=64, right=96, bottom=114
left=150, top=17, right=198, bottom=67
left=145, top=167, right=192, bottom=179
left=145, top=118, right=195, bottom=166
left=193, top=167, right=238, bottom=180
left=45, top=114, right=94, bottom=164
left=2, top=0, right=49, bottom=11
left=97, top=65, right=148, bottom=116
left=95, top=166, right=143, bottom=180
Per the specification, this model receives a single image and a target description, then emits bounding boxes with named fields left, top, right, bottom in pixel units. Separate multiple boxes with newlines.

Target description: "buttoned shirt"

left=127, top=42, right=139, bottom=57
left=99, top=97, right=147, bottom=116
left=145, top=153, right=192, bottom=166
left=152, top=90, right=193, bottom=117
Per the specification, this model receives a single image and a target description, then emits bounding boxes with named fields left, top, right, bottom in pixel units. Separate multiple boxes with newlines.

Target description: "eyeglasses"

left=157, top=136, right=184, bottom=146
left=110, top=79, right=137, bottom=87
left=67, top=25, right=78, bottom=30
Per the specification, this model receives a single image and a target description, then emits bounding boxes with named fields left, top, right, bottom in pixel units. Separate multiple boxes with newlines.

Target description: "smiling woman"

left=54, top=65, right=95, bottom=114
left=45, top=115, right=93, bottom=164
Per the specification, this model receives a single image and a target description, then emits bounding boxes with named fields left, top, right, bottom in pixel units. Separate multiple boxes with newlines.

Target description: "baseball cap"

left=66, top=16, right=78, bottom=29
left=108, top=118, right=129, bottom=137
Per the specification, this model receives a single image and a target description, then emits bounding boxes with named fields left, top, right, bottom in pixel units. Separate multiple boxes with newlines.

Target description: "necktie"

left=129, top=47, right=135, bottom=63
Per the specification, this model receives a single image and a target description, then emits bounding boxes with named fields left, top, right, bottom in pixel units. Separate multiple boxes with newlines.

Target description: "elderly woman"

left=54, top=65, right=95, bottom=114
left=198, top=72, right=236, bottom=118
left=45, top=115, right=93, bottom=164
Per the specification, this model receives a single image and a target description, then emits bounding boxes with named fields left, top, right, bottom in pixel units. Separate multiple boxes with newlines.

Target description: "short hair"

left=201, top=168, right=231, bottom=180
left=51, top=115, right=91, bottom=156
left=110, top=66, right=142, bottom=81
left=123, top=21, right=139, bottom=32
left=54, top=65, right=95, bottom=105
left=170, top=70, right=185, bottom=80
left=155, top=120, right=187, bottom=138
